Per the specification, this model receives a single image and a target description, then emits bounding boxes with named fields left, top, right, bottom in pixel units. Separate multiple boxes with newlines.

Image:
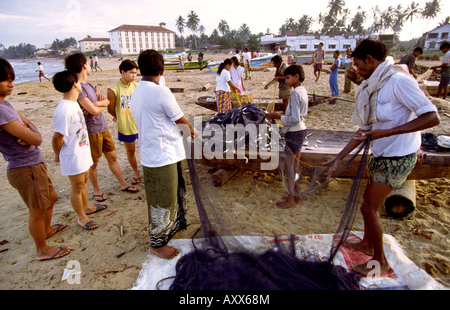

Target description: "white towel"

left=351, top=58, right=409, bottom=127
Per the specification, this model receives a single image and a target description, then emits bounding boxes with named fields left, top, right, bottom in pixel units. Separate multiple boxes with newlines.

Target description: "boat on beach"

left=164, top=59, right=212, bottom=70
left=207, top=54, right=275, bottom=73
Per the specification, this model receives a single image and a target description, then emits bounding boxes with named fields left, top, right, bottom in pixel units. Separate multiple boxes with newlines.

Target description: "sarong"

left=143, top=161, right=187, bottom=248
left=367, top=152, right=417, bottom=189
left=216, top=90, right=232, bottom=113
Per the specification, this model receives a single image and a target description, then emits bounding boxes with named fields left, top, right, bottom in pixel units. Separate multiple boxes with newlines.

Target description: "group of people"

left=0, top=38, right=446, bottom=277
left=212, top=38, right=441, bottom=276
left=0, top=49, right=197, bottom=261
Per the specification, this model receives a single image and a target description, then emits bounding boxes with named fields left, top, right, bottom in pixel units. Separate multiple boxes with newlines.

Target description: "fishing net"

left=166, top=103, right=370, bottom=290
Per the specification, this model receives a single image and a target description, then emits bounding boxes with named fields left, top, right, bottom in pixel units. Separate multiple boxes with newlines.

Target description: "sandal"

left=121, top=185, right=139, bottom=193
left=46, top=224, right=67, bottom=239
left=81, top=221, right=98, bottom=230
left=132, top=177, right=141, bottom=185
left=93, top=193, right=106, bottom=202
left=37, top=246, right=71, bottom=261
left=86, top=204, right=107, bottom=215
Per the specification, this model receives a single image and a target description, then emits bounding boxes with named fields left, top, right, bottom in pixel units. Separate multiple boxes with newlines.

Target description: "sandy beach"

left=0, top=54, right=448, bottom=289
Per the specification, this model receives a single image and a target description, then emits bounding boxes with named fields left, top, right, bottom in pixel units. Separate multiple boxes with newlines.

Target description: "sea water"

left=8, top=58, right=65, bottom=84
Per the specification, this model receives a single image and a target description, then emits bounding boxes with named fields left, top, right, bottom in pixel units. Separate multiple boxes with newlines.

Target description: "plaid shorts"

left=367, top=152, right=417, bottom=189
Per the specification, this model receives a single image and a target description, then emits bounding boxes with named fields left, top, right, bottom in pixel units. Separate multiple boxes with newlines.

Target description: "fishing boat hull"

left=207, top=54, right=275, bottom=73
left=165, top=59, right=212, bottom=70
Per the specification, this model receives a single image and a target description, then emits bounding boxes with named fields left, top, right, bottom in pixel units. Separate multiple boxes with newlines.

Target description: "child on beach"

left=64, top=52, right=138, bottom=203
left=266, top=64, right=308, bottom=209
left=52, top=70, right=105, bottom=230
left=230, top=56, right=245, bottom=94
left=312, top=42, right=325, bottom=83
left=215, top=58, right=241, bottom=113
left=36, top=62, right=51, bottom=82
left=107, top=59, right=141, bottom=185
left=0, top=58, right=71, bottom=261
left=329, top=50, right=341, bottom=104
left=265, top=55, right=291, bottom=113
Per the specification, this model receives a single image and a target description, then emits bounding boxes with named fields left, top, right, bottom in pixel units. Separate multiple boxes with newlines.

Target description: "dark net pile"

left=166, top=103, right=370, bottom=290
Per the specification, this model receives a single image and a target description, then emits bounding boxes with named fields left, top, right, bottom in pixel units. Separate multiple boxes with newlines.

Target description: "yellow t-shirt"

left=109, top=80, right=138, bottom=135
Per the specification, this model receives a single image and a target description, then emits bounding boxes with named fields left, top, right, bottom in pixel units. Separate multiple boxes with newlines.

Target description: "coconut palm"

left=175, top=15, right=185, bottom=48
left=187, top=10, right=200, bottom=49
left=218, top=20, right=230, bottom=36
left=421, top=0, right=441, bottom=20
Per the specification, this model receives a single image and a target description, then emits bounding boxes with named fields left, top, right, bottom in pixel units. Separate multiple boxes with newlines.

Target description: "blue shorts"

left=284, top=130, right=306, bottom=155
left=439, top=76, right=450, bottom=86
left=118, top=132, right=138, bottom=143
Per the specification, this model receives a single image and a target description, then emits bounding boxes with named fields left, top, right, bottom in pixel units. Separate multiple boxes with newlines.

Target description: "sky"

left=0, top=0, right=448, bottom=48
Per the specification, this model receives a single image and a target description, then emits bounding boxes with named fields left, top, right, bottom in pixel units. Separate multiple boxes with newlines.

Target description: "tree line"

left=175, top=0, right=448, bottom=51
left=0, top=37, right=78, bottom=59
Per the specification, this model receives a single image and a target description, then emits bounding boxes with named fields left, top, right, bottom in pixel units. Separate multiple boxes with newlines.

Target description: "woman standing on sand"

left=215, top=58, right=241, bottom=113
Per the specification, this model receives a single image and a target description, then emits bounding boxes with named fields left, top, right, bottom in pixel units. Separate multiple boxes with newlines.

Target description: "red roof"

left=108, top=24, right=174, bottom=33
left=79, top=37, right=110, bottom=42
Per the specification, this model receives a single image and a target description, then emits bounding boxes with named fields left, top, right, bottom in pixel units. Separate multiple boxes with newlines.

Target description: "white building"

left=108, top=24, right=176, bottom=55
left=79, top=37, right=110, bottom=53
left=423, top=24, right=450, bottom=51
left=261, top=34, right=360, bottom=53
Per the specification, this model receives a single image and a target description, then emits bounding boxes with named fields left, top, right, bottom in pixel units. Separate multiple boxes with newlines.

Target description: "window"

left=343, top=44, right=351, bottom=49
left=442, top=33, right=448, bottom=39
left=299, top=44, right=307, bottom=49
left=328, top=44, right=336, bottom=49
left=428, top=33, right=438, bottom=39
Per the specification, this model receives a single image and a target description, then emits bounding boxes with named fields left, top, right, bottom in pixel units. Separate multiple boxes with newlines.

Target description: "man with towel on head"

left=325, top=39, right=440, bottom=276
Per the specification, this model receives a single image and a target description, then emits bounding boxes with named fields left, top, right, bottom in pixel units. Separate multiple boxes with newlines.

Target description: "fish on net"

left=162, top=103, right=369, bottom=290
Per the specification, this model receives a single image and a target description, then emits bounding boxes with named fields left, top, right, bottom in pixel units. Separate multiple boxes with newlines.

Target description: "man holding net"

left=325, top=39, right=440, bottom=276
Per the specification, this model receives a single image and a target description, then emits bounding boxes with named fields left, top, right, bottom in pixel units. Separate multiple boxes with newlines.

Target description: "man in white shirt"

left=243, top=47, right=252, bottom=80
left=131, top=49, right=197, bottom=260
left=325, top=39, right=440, bottom=276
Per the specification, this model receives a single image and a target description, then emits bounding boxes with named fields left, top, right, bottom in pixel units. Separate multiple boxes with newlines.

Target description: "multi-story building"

left=108, top=24, right=176, bottom=55
left=423, top=24, right=450, bottom=51
left=79, top=37, right=110, bottom=53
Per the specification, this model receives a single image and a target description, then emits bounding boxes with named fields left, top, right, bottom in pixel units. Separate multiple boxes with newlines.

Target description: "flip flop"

left=80, top=221, right=98, bottom=230
left=121, top=185, right=139, bottom=193
left=132, top=177, right=141, bottom=185
left=37, top=246, right=71, bottom=261
left=93, top=193, right=106, bottom=202
left=86, top=204, right=107, bottom=215
left=46, top=224, right=67, bottom=239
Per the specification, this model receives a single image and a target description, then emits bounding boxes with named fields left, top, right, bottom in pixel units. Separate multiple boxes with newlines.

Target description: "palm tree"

left=349, top=6, right=366, bottom=35
left=175, top=15, right=185, bottom=48
left=218, top=19, right=230, bottom=36
left=297, top=15, right=313, bottom=35
left=438, top=16, right=450, bottom=27
left=421, top=0, right=441, bottom=20
left=187, top=10, right=200, bottom=49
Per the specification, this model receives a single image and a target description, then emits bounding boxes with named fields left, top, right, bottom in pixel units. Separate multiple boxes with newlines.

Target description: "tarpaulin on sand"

left=131, top=232, right=446, bottom=290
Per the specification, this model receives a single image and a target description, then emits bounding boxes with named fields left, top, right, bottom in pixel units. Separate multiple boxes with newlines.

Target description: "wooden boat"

left=207, top=54, right=275, bottom=73
left=163, top=52, right=187, bottom=62
left=195, top=95, right=330, bottom=112
left=193, top=129, right=450, bottom=180
left=165, top=59, right=212, bottom=70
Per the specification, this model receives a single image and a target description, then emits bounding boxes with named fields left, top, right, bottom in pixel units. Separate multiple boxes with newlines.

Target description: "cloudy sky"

left=0, top=0, right=448, bottom=48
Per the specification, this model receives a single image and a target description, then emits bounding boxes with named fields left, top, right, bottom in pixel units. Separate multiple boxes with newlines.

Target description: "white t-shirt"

left=281, top=86, right=308, bottom=133
left=131, top=79, right=186, bottom=168
left=216, top=69, right=231, bottom=92
left=53, top=99, right=93, bottom=176
left=367, top=72, right=437, bottom=157
left=244, top=52, right=251, bottom=64
left=230, top=66, right=244, bottom=92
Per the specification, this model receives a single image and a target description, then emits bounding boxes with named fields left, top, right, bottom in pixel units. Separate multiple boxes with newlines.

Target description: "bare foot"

left=150, top=245, right=180, bottom=259
left=276, top=196, right=298, bottom=209
left=36, top=246, right=71, bottom=261
left=351, top=260, right=392, bottom=276
left=343, top=240, right=374, bottom=256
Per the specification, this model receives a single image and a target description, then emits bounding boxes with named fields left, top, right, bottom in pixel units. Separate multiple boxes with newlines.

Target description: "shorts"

left=314, top=63, right=323, bottom=71
left=118, top=131, right=138, bottom=143
left=284, top=130, right=307, bottom=155
left=7, top=163, right=54, bottom=210
left=88, top=130, right=115, bottom=160
left=439, top=76, right=450, bottom=86
left=367, top=152, right=417, bottom=189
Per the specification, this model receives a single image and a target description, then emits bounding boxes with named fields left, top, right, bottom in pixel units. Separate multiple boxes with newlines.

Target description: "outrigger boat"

left=207, top=54, right=275, bottom=73
left=164, top=59, right=213, bottom=70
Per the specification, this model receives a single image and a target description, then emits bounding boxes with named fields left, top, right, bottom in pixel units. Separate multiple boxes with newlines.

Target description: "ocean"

left=8, top=58, right=65, bottom=84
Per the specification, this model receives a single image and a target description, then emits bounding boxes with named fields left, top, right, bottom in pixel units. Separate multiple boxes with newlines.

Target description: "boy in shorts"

left=267, top=64, right=308, bottom=209
left=0, top=58, right=71, bottom=261
left=107, top=60, right=141, bottom=185
left=52, top=70, right=105, bottom=231
left=64, top=53, right=138, bottom=203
